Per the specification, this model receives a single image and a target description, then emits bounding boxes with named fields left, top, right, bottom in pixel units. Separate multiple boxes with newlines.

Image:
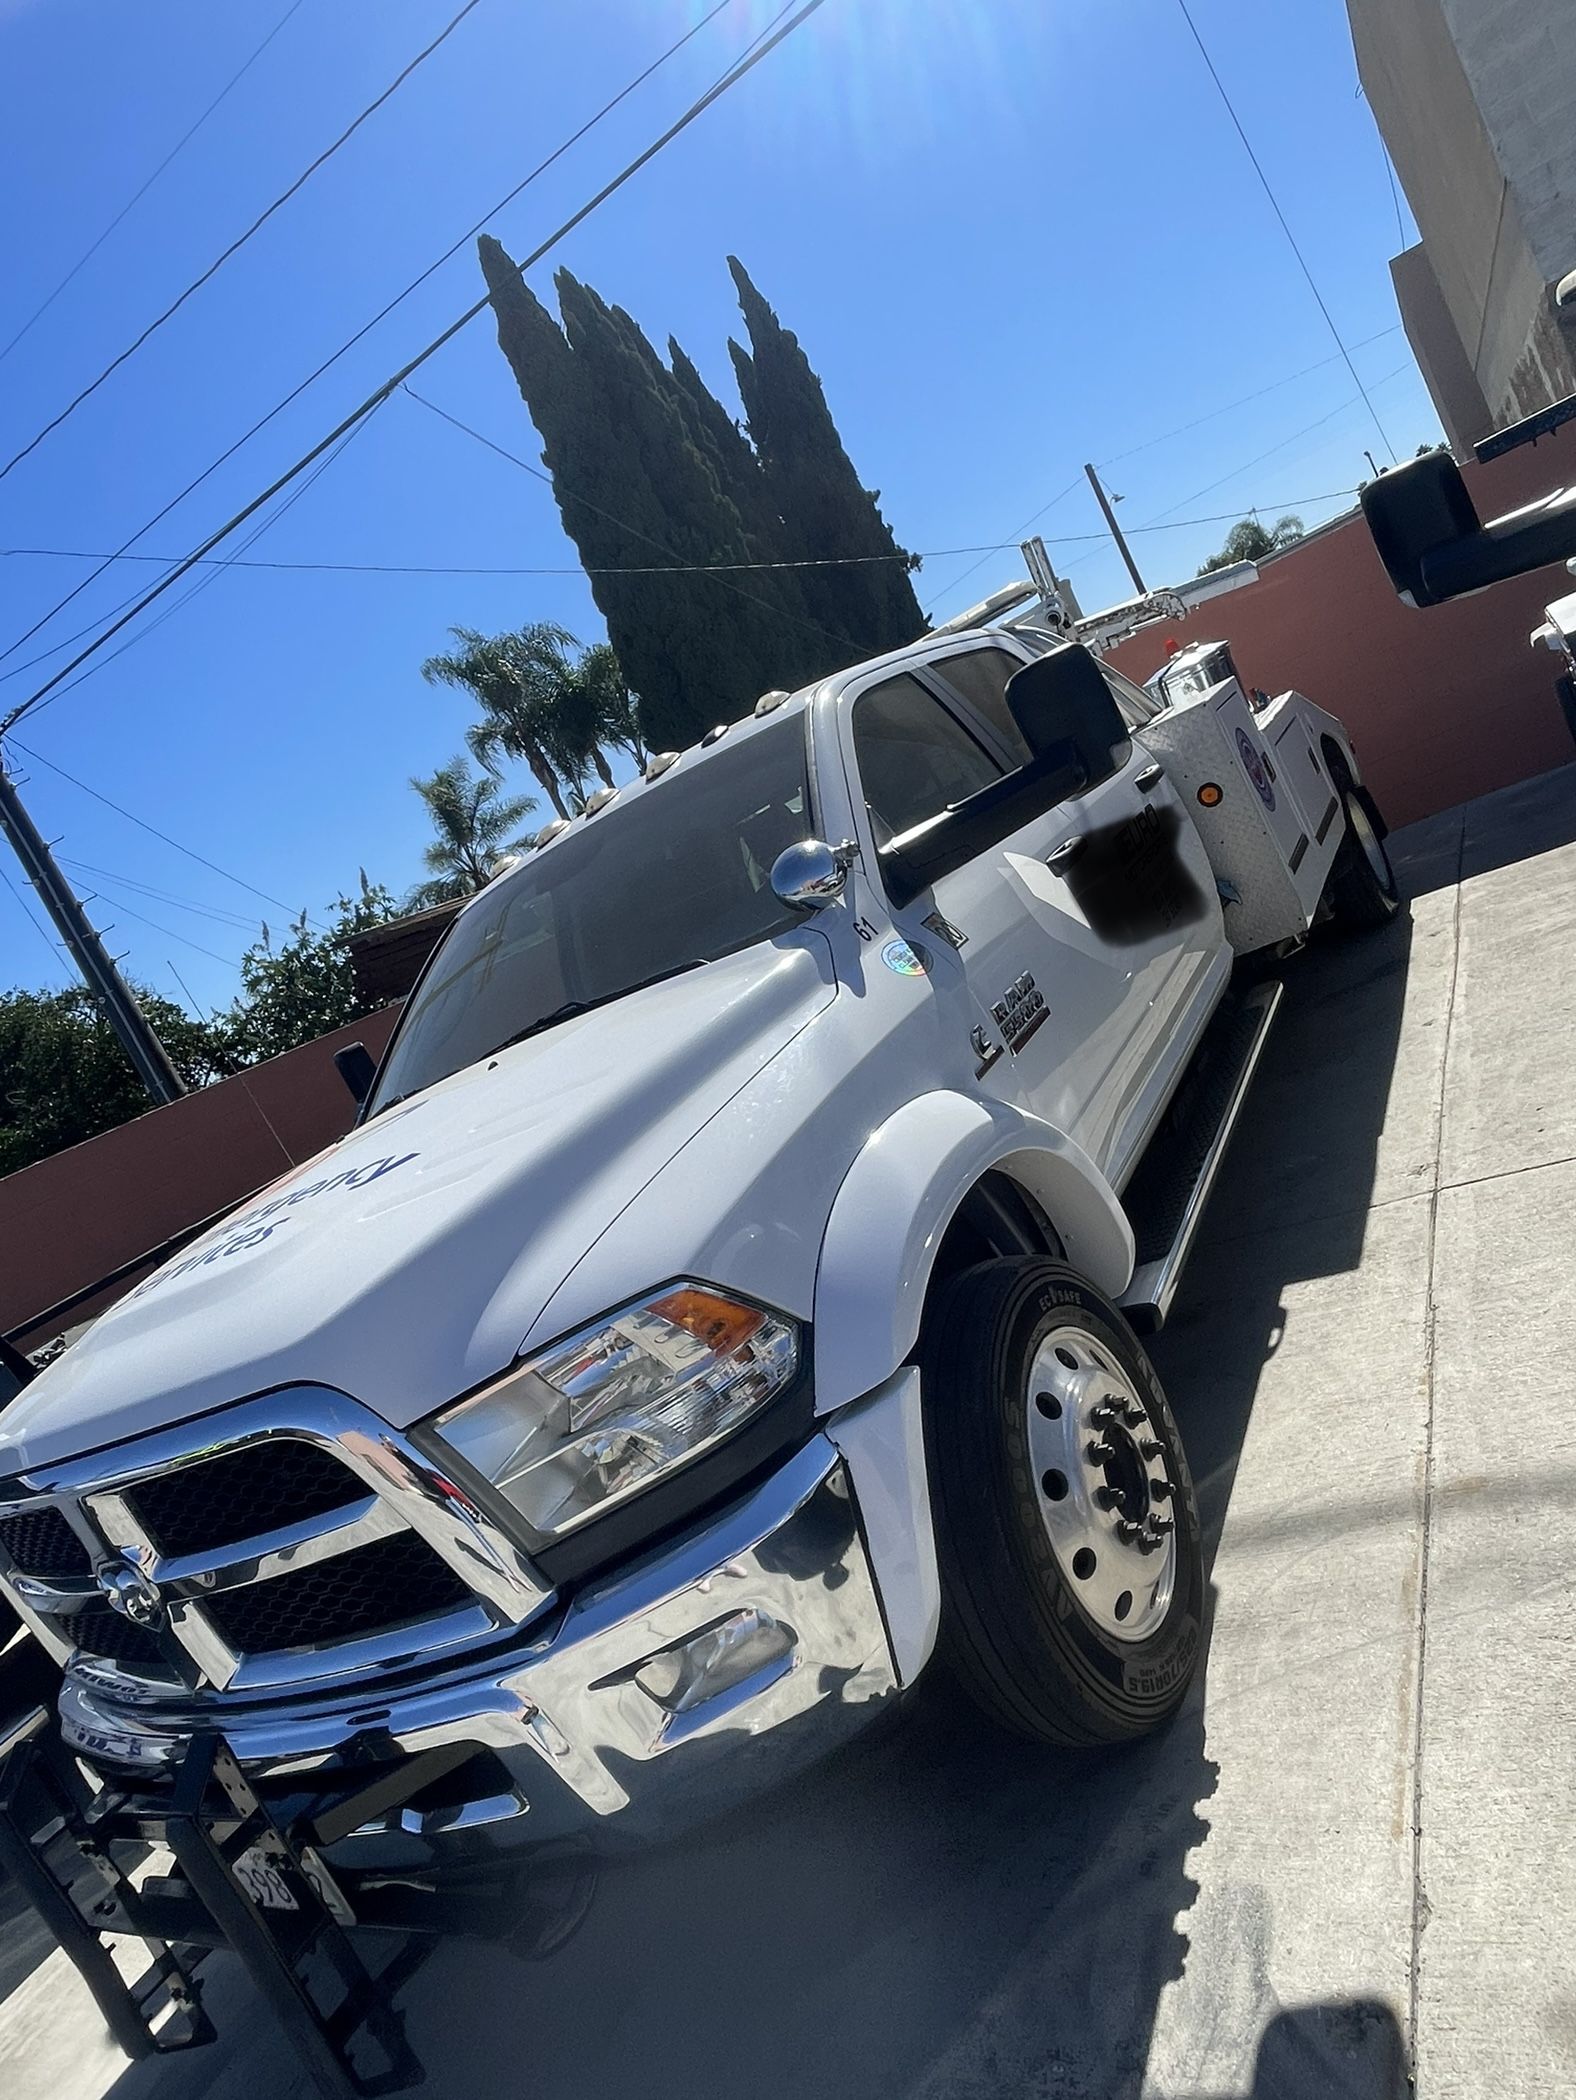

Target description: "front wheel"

left=1327, top=785, right=1401, bottom=930
left=921, top=1257, right=1204, bottom=1747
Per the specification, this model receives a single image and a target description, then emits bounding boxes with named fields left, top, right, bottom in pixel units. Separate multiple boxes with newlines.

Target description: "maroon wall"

left=1, top=1006, right=399, bottom=1347
left=1106, top=423, right=1576, bottom=827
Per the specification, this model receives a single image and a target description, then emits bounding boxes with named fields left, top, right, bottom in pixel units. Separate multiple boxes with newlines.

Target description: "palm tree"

left=421, top=625, right=574, bottom=820
left=577, top=642, right=648, bottom=771
left=422, top=622, right=646, bottom=818
left=405, top=756, right=536, bottom=909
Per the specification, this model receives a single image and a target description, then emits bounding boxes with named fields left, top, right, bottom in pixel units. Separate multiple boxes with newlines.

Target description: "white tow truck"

left=0, top=563, right=1400, bottom=2076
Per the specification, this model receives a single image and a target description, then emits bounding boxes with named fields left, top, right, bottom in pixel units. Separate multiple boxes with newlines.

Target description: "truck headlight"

left=433, top=1285, right=799, bottom=1542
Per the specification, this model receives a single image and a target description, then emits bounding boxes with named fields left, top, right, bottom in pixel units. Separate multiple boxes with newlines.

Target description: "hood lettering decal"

left=128, top=1152, right=422, bottom=1300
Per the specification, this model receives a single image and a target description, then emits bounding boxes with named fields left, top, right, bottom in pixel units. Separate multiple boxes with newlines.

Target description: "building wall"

left=1349, top=0, right=1576, bottom=437
left=1391, top=242, right=1490, bottom=454
left=1104, top=415, right=1576, bottom=830
left=1440, top=0, right=1576, bottom=286
left=1, top=1005, right=399, bottom=1348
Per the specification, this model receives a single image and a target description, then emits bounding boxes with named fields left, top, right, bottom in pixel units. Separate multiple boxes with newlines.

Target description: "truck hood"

left=1, top=940, right=834, bottom=1475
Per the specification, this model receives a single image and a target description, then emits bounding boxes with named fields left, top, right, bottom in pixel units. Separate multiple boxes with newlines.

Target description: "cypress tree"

left=480, top=238, right=808, bottom=747
left=727, top=256, right=925, bottom=657
left=666, top=339, right=838, bottom=690
left=478, top=239, right=922, bottom=747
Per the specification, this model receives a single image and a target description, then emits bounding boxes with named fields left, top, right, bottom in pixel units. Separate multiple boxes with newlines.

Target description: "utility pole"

left=0, top=759, right=185, bottom=1105
left=1084, top=462, right=1148, bottom=597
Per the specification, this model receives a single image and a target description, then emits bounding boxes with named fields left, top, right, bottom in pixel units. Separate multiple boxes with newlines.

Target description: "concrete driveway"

left=3, top=764, right=1574, bottom=2100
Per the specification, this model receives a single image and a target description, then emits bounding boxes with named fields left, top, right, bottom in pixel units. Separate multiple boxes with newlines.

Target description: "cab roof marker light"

left=754, top=689, right=791, bottom=716
left=700, top=722, right=730, bottom=746
left=583, top=786, right=619, bottom=815
left=644, top=751, right=681, bottom=781
left=533, top=818, right=572, bottom=849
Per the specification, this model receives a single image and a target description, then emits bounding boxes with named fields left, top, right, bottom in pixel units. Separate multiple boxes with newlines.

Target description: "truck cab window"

left=852, top=672, right=1002, bottom=841
left=928, top=646, right=1034, bottom=768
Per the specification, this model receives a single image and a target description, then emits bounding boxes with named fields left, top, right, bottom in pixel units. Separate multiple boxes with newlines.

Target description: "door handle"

left=1046, top=835, right=1085, bottom=872
left=1135, top=763, right=1164, bottom=792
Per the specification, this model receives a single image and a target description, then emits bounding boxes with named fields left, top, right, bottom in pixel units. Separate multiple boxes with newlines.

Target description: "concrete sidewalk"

left=2, top=765, right=1574, bottom=2100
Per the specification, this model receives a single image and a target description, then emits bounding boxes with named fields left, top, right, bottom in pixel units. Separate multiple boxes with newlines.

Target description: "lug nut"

left=1139, top=1439, right=1163, bottom=1460
left=1094, top=1485, right=1119, bottom=1511
left=1123, top=1402, right=1146, bottom=1426
left=1148, top=1515, right=1175, bottom=1537
left=1116, top=1519, right=1145, bottom=1544
left=1150, top=1479, right=1174, bottom=1501
left=1085, top=1440, right=1115, bottom=1466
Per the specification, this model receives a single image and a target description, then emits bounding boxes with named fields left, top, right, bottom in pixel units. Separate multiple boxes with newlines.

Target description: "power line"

left=1174, top=0, right=1397, bottom=463
left=57, top=857, right=259, bottom=931
left=1097, top=324, right=1403, bottom=469
left=14, top=415, right=375, bottom=737
left=923, top=475, right=1085, bottom=614
left=1142, top=365, right=1411, bottom=524
left=6, top=737, right=319, bottom=922
left=402, top=380, right=872, bottom=656
left=0, top=0, right=489, bottom=487
left=0, top=862, right=61, bottom=965
left=0, top=488, right=1365, bottom=577
left=0, top=0, right=829, bottom=735
left=0, top=0, right=309, bottom=370
left=87, top=885, right=240, bottom=970
left=166, top=959, right=214, bottom=1021
left=0, top=0, right=741, bottom=678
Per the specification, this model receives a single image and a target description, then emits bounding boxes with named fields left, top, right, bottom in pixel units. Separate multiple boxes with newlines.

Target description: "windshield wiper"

left=483, top=958, right=709, bottom=1058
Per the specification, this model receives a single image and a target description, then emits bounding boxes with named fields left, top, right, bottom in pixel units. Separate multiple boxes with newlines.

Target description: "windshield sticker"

left=881, top=938, right=930, bottom=977
left=1235, top=727, right=1276, bottom=810
left=126, top=1152, right=422, bottom=1300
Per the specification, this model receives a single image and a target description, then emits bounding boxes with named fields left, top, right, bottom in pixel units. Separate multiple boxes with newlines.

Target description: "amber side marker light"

left=1197, top=782, right=1224, bottom=807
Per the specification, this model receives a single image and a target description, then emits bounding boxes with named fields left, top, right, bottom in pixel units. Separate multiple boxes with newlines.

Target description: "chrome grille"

left=0, top=1387, right=551, bottom=1699
left=202, top=1529, right=471, bottom=1652
left=128, top=1438, right=360, bottom=1556
left=0, top=1505, right=90, bottom=1579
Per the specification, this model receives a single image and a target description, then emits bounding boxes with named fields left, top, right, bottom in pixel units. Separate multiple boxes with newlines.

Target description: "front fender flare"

left=811, top=1091, right=1134, bottom=1415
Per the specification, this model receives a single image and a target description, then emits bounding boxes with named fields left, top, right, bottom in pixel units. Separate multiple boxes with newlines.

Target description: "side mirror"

left=334, top=1041, right=377, bottom=1106
left=1004, top=644, right=1132, bottom=777
left=1362, top=446, right=1576, bottom=605
left=771, top=838, right=855, bottom=912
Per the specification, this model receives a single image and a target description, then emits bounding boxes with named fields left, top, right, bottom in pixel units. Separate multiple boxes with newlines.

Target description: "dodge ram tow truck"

left=0, top=564, right=1399, bottom=2086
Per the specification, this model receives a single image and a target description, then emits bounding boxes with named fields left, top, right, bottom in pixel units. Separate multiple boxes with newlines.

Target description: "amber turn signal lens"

left=1197, top=782, right=1224, bottom=807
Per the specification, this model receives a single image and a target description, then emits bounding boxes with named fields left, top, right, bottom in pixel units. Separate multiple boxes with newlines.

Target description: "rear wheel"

left=921, top=1257, right=1204, bottom=1746
left=1327, top=785, right=1400, bottom=930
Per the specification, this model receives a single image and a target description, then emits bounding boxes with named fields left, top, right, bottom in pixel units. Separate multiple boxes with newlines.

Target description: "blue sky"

left=0, top=0, right=1438, bottom=1015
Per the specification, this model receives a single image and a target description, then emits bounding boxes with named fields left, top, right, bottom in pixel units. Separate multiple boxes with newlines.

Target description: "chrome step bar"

left=1119, top=979, right=1284, bottom=1331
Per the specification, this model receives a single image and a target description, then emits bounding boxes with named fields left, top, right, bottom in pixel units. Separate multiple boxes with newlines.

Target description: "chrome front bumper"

left=58, top=1437, right=899, bottom=1864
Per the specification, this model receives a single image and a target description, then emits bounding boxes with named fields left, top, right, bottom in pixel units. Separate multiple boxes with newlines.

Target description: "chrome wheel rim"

left=1349, top=794, right=1394, bottom=892
left=1025, top=1326, right=1177, bottom=1643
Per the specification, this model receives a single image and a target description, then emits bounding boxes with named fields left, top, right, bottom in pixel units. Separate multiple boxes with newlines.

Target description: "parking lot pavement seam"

left=1406, top=808, right=1466, bottom=2078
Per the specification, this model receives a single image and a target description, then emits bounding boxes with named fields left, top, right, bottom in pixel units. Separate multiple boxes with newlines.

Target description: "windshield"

left=367, top=715, right=811, bottom=1112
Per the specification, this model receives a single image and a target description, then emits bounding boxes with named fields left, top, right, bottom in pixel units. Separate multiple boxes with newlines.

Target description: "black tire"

left=1327, top=785, right=1400, bottom=931
left=921, top=1257, right=1204, bottom=1747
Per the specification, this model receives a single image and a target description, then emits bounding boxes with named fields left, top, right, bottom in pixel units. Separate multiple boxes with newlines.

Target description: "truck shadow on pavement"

left=5, top=878, right=1426, bottom=2100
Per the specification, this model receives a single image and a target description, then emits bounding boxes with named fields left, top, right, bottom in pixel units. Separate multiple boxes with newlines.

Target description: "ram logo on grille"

left=96, top=1551, right=167, bottom=1631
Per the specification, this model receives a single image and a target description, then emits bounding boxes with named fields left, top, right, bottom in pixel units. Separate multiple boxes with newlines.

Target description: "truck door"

left=842, top=642, right=1220, bottom=1181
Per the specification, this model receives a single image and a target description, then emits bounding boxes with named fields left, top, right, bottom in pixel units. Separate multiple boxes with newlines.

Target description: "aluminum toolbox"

left=1139, top=679, right=1343, bottom=952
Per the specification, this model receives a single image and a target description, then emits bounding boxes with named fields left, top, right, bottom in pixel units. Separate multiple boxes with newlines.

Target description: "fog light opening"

left=635, top=1608, right=795, bottom=1716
